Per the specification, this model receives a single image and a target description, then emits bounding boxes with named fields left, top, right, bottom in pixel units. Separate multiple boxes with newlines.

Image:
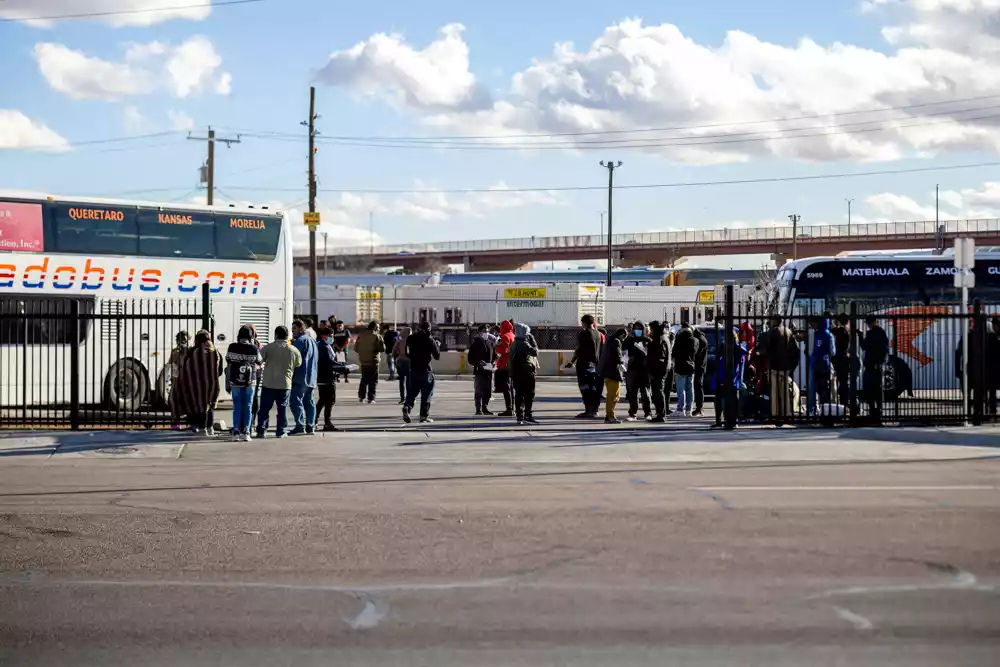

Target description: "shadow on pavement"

left=0, top=430, right=193, bottom=458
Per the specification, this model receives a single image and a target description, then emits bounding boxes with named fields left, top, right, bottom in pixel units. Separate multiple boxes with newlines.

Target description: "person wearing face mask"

left=168, top=330, right=191, bottom=430
left=622, top=321, right=652, bottom=421
left=467, top=324, right=496, bottom=415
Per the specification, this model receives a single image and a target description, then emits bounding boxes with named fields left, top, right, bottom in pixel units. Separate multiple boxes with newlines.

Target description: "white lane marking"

left=344, top=593, right=388, bottom=630
left=812, top=569, right=996, bottom=599
left=694, top=486, right=997, bottom=492
left=833, top=605, right=874, bottom=631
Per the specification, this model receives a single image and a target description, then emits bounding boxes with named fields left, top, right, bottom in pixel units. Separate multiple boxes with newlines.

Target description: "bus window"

left=680, top=307, right=691, bottom=325
left=137, top=209, right=215, bottom=259
left=216, top=214, right=280, bottom=262
left=52, top=204, right=138, bottom=256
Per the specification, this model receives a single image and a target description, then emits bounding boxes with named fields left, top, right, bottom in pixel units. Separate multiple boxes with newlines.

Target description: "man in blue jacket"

left=290, top=319, right=318, bottom=435
left=809, top=316, right=836, bottom=414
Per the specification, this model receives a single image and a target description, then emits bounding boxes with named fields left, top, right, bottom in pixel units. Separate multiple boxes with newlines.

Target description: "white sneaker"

left=205, top=428, right=215, bottom=437
left=231, top=433, right=240, bottom=442
left=242, top=433, right=251, bottom=442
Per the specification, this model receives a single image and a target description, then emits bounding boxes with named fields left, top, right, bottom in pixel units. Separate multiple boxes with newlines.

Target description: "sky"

left=3, top=0, right=1000, bottom=270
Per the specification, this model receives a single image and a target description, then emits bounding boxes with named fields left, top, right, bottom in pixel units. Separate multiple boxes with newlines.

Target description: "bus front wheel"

left=104, top=360, right=149, bottom=410
left=882, top=356, right=912, bottom=401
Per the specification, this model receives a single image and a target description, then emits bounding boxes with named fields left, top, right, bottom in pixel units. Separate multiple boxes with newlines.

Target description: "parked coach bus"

left=0, top=193, right=293, bottom=409
left=772, top=251, right=1000, bottom=397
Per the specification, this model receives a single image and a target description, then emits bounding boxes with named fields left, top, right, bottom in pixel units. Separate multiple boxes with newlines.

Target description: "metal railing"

left=325, top=218, right=1000, bottom=257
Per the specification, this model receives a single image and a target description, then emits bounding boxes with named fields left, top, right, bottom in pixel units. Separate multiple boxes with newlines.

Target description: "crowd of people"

left=164, top=311, right=1000, bottom=437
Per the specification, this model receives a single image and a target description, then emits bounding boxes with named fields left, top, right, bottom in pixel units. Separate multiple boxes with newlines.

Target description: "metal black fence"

left=1, top=288, right=211, bottom=430
left=715, top=288, right=999, bottom=427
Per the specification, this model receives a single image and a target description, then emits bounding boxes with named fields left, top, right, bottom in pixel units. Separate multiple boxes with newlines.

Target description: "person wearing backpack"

left=509, top=323, right=540, bottom=425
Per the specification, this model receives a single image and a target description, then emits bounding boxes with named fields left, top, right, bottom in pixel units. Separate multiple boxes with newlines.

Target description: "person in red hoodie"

left=493, top=319, right=516, bottom=417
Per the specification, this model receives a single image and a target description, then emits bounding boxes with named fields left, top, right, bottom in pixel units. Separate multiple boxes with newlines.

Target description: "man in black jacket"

left=570, top=314, right=603, bottom=418
left=671, top=322, right=700, bottom=416
left=692, top=327, right=709, bottom=417
left=468, top=324, right=495, bottom=415
left=646, top=320, right=672, bottom=422
left=403, top=321, right=441, bottom=424
left=858, top=315, right=889, bottom=422
left=830, top=313, right=851, bottom=408
left=622, top=320, right=652, bottom=421
left=315, top=327, right=340, bottom=431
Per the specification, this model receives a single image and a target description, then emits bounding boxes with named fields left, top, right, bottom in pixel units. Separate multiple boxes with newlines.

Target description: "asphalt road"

left=1, top=382, right=998, bottom=666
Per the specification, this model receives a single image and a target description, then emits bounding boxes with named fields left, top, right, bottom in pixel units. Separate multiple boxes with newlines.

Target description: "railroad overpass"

left=299, top=219, right=1000, bottom=273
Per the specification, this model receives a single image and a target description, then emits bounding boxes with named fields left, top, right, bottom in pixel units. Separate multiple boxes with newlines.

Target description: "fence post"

left=891, top=314, right=899, bottom=424
left=849, top=302, right=858, bottom=427
left=724, top=284, right=736, bottom=430
left=201, top=281, right=211, bottom=334
left=973, top=299, right=984, bottom=426
left=69, top=299, right=80, bottom=430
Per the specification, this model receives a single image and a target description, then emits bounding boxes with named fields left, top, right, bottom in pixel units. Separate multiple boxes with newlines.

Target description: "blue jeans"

left=404, top=369, right=435, bottom=419
left=387, top=356, right=396, bottom=380
left=675, top=374, right=693, bottom=413
left=290, top=384, right=316, bottom=432
left=257, top=387, right=290, bottom=437
left=231, top=385, right=255, bottom=434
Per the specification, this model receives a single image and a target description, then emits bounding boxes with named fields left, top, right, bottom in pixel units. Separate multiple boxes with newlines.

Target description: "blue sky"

left=2, top=0, right=1000, bottom=269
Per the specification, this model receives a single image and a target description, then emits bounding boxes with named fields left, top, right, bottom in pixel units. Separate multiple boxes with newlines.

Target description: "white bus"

left=0, top=192, right=293, bottom=410
left=772, top=251, right=1000, bottom=396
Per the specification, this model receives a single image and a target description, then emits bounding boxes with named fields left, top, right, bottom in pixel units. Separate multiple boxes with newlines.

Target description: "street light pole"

left=600, top=211, right=605, bottom=240
left=788, top=213, right=800, bottom=261
left=369, top=210, right=374, bottom=256
left=599, top=161, right=622, bottom=286
left=323, top=232, right=328, bottom=275
left=845, top=198, right=854, bottom=236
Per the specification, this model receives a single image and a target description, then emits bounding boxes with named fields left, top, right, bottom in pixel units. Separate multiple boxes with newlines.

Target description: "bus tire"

left=153, top=367, right=172, bottom=410
left=104, top=360, right=149, bottom=410
left=882, top=356, right=912, bottom=401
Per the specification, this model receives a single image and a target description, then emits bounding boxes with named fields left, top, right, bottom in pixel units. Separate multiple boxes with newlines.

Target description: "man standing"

left=290, top=319, right=318, bottom=435
left=988, top=317, right=1000, bottom=416
left=303, top=317, right=318, bottom=340
left=622, top=321, right=652, bottom=421
left=493, top=320, right=515, bottom=417
left=569, top=314, right=603, bottom=418
left=809, top=315, right=836, bottom=414
left=858, top=315, right=889, bottom=422
left=332, top=321, right=351, bottom=384
left=831, top=314, right=851, bottom=407
left=315, top=326, right=339, bottom=431
left=382, top=324, right=400, bottom=381
left=403, top=321, right=440, bottom=424
left=646, top=321, right=672, bottom=422
left=256, top=325, right=302, bottom=439
left=599, top=329, right=628, bottom=423
left=354, top=321, right=385, bottom=404
left=691, top=326, right=709, bottom=417
left=468, top=324, right=496, bottom=415
left=759, top=315, right=800, bottom=424
left=509, top=323, right=540, bottom=425
left=671, top=321, right=699, bottom=417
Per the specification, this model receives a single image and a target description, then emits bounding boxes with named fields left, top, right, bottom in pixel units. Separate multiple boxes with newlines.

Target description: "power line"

left=214, top=159, right=1000, bottom=195
left=0, top=0, right=267, bottom=23
left=224, top=93, right=1000, bottom=143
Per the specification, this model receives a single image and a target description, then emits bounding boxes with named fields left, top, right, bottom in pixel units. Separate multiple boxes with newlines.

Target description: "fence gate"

left=1, top=291, right=212, bottom=430
left=718, top=290, right=999, bottom=427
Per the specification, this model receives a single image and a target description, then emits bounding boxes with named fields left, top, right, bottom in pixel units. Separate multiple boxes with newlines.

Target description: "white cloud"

left=318, top=10, right=1000, bottom=164
left=122, top=105, right=150, bottom=134
left=937, top=181, right=1000, bottom=217
left=34, top=37, right=232, bottom=101
left=316, top=23, right=487, bottom=111
left=384, top=181, right=567, bottom=222
left=0, top=110, right=70, bottom=152
left=0, top=0, right=211, bottom=28
left=167, top=110, right=196, bottom=132
left=865, top=192, right=943, bottom=219
left=864, top=179, right=1000, bottom=219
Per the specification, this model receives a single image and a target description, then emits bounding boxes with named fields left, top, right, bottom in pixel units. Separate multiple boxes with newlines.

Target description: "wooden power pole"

left=188, top=127, right=240, bottom=206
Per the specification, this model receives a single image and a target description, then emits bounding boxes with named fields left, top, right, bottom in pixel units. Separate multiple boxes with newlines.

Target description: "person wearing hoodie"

left=493, top=320, right=516, bottom=417
left=692, top=327, right=709, bottom=417
left=354, top=321, right=386, bottom=404
left=646, top=320, right=673, bottom=422
left=403, top=321, right=440, bottom=423
left=569, top=314, right=603, bottom=418
left=508, top=323, right=540, bottom=425
left=468, top=324, right=496, bottom=415
left=392, top=327, right=411, bottom=405
left=622, top=320, right=652, bottom=421
left=290, top=319, right=318, bottom=435
left=713, top=329, right=747, bottom=428
left=672, top=321, right=700, bottom=416
left=598, top=328, right=628, bottom=423
left=809, top=316, right=836, bottom=413
left=315, top=326, right=340, bottom=431
left=225, top=325, right=263, bottom=441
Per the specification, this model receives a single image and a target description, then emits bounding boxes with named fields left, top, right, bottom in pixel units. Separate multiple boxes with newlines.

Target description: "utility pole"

left=301, top=87, right=319, bottom=318
left=323, top=232, right=328, bottom=275
left=788, top=213, right=800, bottom=261
left=188, top=126, right=241, bottom=206
left=845, top=198, right=854, bottom=236
left=600, top=211, right=605, bottom=239
left=599, top=161, right=622, bottom=286
left=369, top=210, right=374, bottom=256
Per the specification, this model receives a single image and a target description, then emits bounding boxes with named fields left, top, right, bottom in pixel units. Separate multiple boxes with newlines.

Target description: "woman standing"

left=168, top=330, right=190, bottom=430
left=180, top=329, right=224, bottom=436
left=392, top=327, right=412, bottom=405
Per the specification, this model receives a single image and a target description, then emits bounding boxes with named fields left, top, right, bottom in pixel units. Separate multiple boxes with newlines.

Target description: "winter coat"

left=508, top=323, right=539, bottom=378
left=860, top=325, right=889, bottom=369
left=468, top=334, right=495, bottom=375
left=693, top=328, right=709, bottom=372
left=715, top=330, right=747, bottom=389
left=623, top=324, right=651, bottom=375
left=810, top=319, right=836, bottom=374
left=353, top=328, right=385, bottom=367
left=179, top=343, right=223, bottom=415
left=672, top=324, right=699, bottom=375
left=392, top=327, right=411, bottom=363
left=495, top=320, right=516, bottom=371
left=646, top=323, right=672, bottom=376
left=406, top=329, right=440, bottom=372
left=574, top=326, right=602, bottom=370
left=316, top=337, right=338, bottom=384
left=599, top=335, right=625, bottom=382
left=261, top=339, right=302, bottom=390
left=292, top=333, right=318, bottom=388
left=760, top=324, right=799, bottom=372
left=225, top=339, right=262, bottom=389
